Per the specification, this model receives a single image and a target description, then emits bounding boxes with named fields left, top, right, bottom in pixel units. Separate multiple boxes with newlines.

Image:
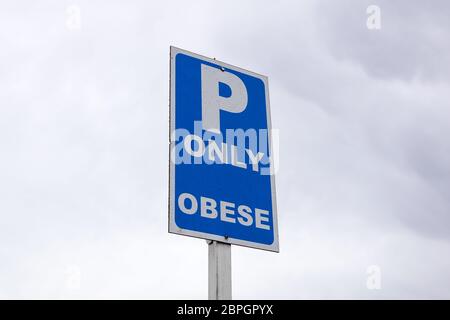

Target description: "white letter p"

left=201, top=64, right=248, bottom=132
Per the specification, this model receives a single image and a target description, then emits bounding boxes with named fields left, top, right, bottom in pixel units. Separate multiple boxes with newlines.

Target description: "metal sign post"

left=169, top=46, right=279, bottom=300
left=208, top=241, right=232, bottom=300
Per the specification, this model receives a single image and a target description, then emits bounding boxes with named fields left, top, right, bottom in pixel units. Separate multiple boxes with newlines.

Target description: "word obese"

left=177, top=192, right=271, bottom=230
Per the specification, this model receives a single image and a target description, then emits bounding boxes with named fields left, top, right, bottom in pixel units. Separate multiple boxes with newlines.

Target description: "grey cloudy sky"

left=1, top=0, right=449, bottom=299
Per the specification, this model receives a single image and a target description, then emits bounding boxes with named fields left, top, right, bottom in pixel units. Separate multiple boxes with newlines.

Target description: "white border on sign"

left=168, top=46, right=279, bottom=252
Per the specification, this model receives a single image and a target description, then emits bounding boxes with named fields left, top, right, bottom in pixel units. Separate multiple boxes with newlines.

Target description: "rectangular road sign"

left=169, top=46, right=279, bottom=252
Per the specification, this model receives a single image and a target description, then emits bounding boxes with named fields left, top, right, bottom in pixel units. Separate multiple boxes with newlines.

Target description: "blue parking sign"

left=169, top=47, right=279, bottom=252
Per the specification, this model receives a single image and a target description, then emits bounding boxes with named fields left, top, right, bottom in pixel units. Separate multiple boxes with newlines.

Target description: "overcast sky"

left=1, top=0, right=449, bottom=299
